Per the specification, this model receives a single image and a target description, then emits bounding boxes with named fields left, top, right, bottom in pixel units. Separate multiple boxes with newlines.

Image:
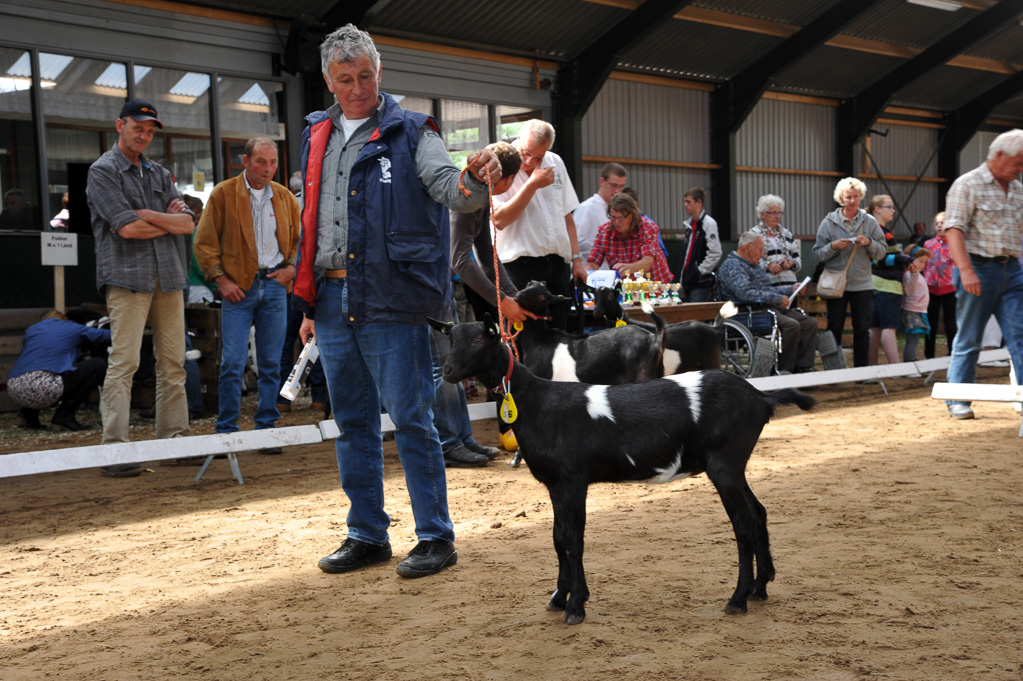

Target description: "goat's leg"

left=547, top=481, right=590, bottom=624
left=745, top=481, right=775, bottom=601
left=708, top=467, right=758, bottom=614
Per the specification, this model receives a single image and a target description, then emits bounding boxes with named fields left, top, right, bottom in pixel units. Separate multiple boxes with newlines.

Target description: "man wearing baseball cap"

left=86, top=98, right=194, bottom=477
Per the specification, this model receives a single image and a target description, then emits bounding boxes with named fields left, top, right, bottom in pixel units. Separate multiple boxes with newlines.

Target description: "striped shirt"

left=944, top=162, right=1023, bottom=258
left=243, top=173, right=283, bottom=269
left=750, top=221, right=800, bottom=285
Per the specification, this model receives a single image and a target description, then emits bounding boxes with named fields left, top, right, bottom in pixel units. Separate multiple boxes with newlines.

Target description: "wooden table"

left=601, top=301, right=725, bottom=324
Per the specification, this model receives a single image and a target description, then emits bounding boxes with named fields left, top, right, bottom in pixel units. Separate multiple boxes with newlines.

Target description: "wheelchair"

left=712, top=275, right=786, bottom=378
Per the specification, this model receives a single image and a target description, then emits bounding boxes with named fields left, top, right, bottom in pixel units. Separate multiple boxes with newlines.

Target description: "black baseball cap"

left=119, top=98, right=163, bottom=129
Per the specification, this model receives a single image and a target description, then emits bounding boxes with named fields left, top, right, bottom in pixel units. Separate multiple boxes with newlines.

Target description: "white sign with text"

left=41, top=232, right=78, bottom=266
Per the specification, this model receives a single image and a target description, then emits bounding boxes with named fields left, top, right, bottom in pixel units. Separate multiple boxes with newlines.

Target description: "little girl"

left=902, top=245, right=931, bottom=362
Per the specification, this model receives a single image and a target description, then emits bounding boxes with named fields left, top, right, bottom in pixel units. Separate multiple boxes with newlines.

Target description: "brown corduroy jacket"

left=193, top=173, right=300, bottom=292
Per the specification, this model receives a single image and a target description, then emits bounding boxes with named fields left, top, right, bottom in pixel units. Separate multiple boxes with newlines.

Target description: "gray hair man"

left=718, top=231, right=818, bottom=374
left=943, top=129, right=1023, bottom=420
left=490, top=119, right=583, bottom=330
left=292, top=24, right=501, bottom=579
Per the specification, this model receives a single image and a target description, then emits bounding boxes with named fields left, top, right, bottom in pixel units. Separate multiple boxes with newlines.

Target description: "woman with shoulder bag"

left=813, top=178, right=887, bottom=367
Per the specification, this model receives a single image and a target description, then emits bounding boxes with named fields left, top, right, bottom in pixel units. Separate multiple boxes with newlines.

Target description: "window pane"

left=441, top=99, right=487, bottom=168
left=395, top=95, right=433, bottom=116
left=497, top=105, right=538, bottom=142
left=218, top=76, right=286, bottom=180
left=40, top=55, right=123, bottom=233
left=0, top=48, right=42, bottom=231
left=135, top=66, right=213, bottom=203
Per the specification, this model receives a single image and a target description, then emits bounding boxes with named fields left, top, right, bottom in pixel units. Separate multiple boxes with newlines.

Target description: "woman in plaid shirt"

left=586, top=193, right=673, bottom=282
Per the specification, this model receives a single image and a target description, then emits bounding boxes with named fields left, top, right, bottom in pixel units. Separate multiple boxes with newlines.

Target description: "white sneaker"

left=947, top=404, right=975, bottom=420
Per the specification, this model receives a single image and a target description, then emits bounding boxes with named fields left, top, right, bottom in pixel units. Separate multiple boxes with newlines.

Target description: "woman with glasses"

left=586, top=193, right=673, bottom=283
left=751, top=194, right=801, bottom=296
left=814, top=178, right=887, bottom=367
left=867, top=194, right=915, bottom=366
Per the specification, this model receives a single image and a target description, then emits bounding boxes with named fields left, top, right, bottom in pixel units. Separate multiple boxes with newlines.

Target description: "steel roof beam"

left=841, top=0, right=1023, bottom=146
left=721, top=0, right=887, bottom=135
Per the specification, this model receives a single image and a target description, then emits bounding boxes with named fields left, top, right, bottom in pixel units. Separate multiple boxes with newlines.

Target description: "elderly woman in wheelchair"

left=717, top=232, right=819, bottom=376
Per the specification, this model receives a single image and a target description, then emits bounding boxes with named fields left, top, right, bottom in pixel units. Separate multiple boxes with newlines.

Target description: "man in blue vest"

left=293, top=24, right=500, bottom=579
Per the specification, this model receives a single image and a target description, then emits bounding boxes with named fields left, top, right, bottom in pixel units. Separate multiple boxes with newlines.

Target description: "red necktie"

left=683, top=219, right=698, bottom=272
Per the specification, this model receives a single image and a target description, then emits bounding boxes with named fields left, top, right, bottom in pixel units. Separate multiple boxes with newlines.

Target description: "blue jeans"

left=216, top=276, right=288, bottom=432
left=278, top=294, right=328, bottom=404
left=946, top=256, right=1023, bottom=406
left=429, top=308, right=475, bottom=453
left=316, top=278, right=453, bottom=545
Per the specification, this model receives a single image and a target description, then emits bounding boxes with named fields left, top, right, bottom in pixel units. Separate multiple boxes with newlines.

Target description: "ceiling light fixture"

left=907, top=0, right=963, bottom=11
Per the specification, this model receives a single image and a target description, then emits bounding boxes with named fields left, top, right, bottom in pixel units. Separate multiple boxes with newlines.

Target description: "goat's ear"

left=483, top=313, right=500, bottom=338
left=427, top=317, right=453, bottom=335
left=614, top=280, right=623, bottom=293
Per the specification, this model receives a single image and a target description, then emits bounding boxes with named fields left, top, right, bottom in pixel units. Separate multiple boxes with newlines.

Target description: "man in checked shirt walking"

left=943, top=129, right=1023, bottom=420
left=87, top=99, right=195, bottom=477
left=193, top=137, right=300, bottom=447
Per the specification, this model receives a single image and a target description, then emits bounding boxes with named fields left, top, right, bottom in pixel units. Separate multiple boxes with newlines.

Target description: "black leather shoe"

left=443, top=445, right=487, bottom=468
left=318, top=538, right=392, bottom=574
left=396, top=540, right=457, bottom=578
left=465, top=441, right=501, bottom=459
left=52, top=415, right=91, bottom=431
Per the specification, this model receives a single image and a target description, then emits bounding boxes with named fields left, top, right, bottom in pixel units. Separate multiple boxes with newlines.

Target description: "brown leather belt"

left=325, top=269, right=347, bottom=279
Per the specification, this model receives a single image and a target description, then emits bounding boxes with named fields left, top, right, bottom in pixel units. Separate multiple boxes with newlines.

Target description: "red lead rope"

left=457, top=160, right=522, bottom=358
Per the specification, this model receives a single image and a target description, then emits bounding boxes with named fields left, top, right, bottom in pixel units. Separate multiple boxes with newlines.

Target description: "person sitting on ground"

left=585, top=193, right=672, bottom=282
left=719, top=232, right=819, bottom=374
left=7, top=309, right=111, bottom=431
left=901, top=246, right=931, bottom=363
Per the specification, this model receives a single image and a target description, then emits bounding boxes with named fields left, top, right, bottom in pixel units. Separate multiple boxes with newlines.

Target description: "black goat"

left=514, top=280, right=665, bottom=385
left=590, top=282, right=725, bottom=373
left=430, top=314, right=816, bottom=624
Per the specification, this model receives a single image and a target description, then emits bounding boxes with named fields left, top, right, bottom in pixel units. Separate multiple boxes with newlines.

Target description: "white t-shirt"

left=573, top=192, right=608, bottom=261
left=491, top=150, right=580, bottom=263
left=340, top=115, right=370, bottom=142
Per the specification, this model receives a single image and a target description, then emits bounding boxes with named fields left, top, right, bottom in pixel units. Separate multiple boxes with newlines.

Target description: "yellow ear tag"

left=500, top=392, right=518, bottom=424
left=513, top=321, right=523, bottom=331
left=615, top=319, right=627, bottom=328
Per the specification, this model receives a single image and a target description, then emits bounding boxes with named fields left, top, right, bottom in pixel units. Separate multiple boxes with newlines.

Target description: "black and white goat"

left=430, top=314, right=816, bottom=624
left=514, top=280, right=665, bottom=385
left=590, top=282, right=725, bottom=373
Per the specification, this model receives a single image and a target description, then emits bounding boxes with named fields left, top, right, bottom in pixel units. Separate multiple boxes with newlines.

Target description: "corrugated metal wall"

left=581, top=78, right=711, bottom=234
left=735, top=98, right=838, bottom=239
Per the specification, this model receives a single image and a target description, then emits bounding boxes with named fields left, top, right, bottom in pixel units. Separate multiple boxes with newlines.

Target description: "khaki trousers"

left=101, top=282, right=189, bottom=443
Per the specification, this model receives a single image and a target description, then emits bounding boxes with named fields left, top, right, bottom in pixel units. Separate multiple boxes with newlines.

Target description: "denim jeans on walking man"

left=946, top=257, right=1023, bottom=406
left=315, top=278, right=453, bottom=546
left=216, top=275, right=288, bottom=432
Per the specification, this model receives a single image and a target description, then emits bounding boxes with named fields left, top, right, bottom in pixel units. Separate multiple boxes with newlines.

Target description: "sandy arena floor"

left=1, top=369, right=1021, bottom=681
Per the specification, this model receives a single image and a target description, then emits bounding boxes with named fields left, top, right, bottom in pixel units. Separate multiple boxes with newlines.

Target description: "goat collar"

left=492, top=343, right=515, bottom=397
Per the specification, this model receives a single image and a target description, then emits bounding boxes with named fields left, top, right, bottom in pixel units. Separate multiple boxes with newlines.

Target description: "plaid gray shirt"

left=87, top=145, right=189, bottom=293
left=944, top=162, right=1023, bottom=258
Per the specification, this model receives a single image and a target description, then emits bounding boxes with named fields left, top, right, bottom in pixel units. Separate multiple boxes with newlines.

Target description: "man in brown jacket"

left=193, top=136, right=300, bottom=446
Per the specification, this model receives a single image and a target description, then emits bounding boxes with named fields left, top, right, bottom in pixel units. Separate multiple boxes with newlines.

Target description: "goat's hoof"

left=546, top=600, right=566, bottom=612
left=564, top=613, right=585, bottom=625
left=748, top=587, right=769, bottom=601
left=725, top=602, right=748, bottom=615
